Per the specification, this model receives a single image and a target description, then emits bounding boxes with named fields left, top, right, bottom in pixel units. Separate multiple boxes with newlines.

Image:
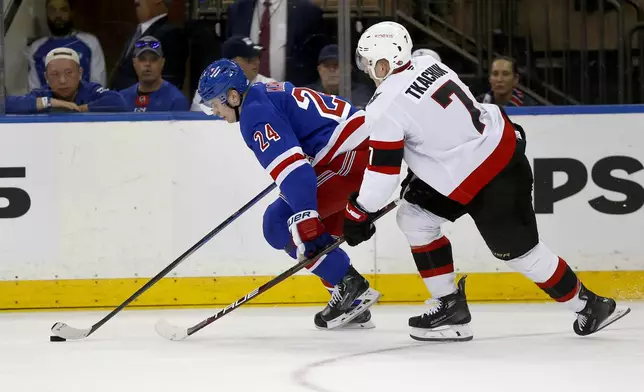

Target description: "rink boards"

left=0, top=106, right=642, bottom=310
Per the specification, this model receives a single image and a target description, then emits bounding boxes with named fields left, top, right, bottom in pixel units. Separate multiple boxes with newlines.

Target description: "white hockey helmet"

left=412, top=48, right=441, bottom=63
left=355, top=21, right=413, bottom=81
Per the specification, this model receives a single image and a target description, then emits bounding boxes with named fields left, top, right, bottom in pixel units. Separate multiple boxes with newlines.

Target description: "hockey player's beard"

left=48, top=19, right=74, bottom=37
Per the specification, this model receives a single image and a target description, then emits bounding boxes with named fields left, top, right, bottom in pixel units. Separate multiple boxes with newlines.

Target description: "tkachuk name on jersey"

left=404, top=64, right=448, bottom=99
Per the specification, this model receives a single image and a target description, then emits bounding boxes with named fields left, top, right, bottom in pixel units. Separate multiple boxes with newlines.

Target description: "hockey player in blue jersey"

left=197, top=59, right=380, bottom=329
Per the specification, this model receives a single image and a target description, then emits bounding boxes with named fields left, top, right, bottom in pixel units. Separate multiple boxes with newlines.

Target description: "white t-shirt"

left=357, top=55, right=519, bottom=212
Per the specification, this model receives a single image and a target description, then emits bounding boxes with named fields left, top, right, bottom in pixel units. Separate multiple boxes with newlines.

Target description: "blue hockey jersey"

left=239, top=81, right=369, bottom=213
left=6, top=81, right=127, bottom=114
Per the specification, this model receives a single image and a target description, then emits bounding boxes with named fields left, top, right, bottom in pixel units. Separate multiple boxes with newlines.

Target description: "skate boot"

left=314, top=266, right=380, bottom=330
left=573, top=284, right=631, bottom=336
left=408, top=275, right=473, bottom=342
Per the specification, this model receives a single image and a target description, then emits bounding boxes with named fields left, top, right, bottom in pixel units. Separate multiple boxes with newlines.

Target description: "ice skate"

left=409, top=275, right=473, bottom=342
left=314, top=266, right=380, bottom=330
left=574, top=284, right=631, bottom=336
left=340, top=308, right=375, bottom=329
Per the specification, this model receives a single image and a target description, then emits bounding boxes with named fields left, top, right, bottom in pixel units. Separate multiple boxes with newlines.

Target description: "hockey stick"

left=155, top=198, right=401, bottom=341
left=50, top=183, right=277, bottom=340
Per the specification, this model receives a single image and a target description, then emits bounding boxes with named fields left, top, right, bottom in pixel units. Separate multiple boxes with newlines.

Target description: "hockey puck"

left=50, top=335, right=66, bottom=342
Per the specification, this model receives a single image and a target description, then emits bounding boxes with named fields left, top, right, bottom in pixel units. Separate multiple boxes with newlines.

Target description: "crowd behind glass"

left=4, top=0, right=537, bottom=116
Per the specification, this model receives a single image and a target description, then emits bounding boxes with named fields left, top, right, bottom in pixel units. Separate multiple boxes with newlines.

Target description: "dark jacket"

left=226, top=0, right=328, bottom=86
left=6, top=81, right=127, bottom=113
left=110, top=16, right=188, bottom=91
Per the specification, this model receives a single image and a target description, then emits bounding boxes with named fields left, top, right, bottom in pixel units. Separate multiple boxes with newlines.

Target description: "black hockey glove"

left=513, top=122, right=527, bottom=143
left=399, top=170, right=466, bottom=222
left=399, top=168, right=415, bottom=200
left=343, top=192, right=376, bottom=247
left=399, top=170, right=435, bottom=208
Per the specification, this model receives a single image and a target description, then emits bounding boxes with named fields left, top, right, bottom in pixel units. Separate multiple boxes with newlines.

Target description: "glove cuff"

left=287, top=210, right=324, bottom=241
left=287, top=210, right=320, bottom=228
left=345, top=194, right=369, bottom=222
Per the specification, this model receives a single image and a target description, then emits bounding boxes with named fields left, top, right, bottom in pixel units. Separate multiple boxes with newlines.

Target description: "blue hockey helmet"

left=198, top=59, right=250, bottom=113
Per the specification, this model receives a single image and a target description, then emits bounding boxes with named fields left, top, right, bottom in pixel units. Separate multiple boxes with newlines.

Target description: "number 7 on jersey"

left=253, top=124, right=281, bottom=152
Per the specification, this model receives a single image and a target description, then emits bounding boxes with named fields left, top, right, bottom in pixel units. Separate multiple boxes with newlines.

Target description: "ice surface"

left=0, top=302, right=642, bottom=392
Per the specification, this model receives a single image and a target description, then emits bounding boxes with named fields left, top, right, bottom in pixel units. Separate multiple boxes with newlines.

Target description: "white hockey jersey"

left=356, top=55, right=518, bottom=213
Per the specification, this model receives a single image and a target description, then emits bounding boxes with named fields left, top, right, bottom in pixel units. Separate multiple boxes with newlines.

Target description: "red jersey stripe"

left=269, top=153, right=306, bottom=181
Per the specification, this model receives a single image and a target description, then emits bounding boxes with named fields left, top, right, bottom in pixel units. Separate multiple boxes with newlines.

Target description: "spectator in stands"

left=190, top=35, right=274, bottom=112
left=120, top=37, right=189, bottom=112
left=226, top=0, right=327, bottom=86
left=110, top=0, right=187, bottom=91
left=27, top=0, right=106, bottom=90
left=478, top=56, right=538, bottom=107
left=306, top=44, right=374, bottom=108
left=7, top=48, right=126, bottom=114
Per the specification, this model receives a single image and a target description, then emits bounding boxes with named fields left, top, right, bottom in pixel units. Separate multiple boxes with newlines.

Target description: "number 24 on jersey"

left=253, top=124, right=281, bottom=152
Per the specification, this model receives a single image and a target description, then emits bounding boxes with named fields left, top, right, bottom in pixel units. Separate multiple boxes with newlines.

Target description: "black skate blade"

left=325, top=289, right=380, bottom=330
left=342, top=319, right=376, bottom=329
left=593, top=306, right=631, bottom=335
left=410, top=334, right=473, bottom=342
left=409, top=324, right=473, bottom=342
left=315, top=309, right=376, bottom=330
left=316, top=319, right=376, bottom=331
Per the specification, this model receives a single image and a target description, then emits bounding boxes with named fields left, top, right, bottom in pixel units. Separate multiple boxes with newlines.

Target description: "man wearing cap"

left=120, top=36, right=189, bottom=112
left=110, top=0, right=187, bottom=91
left=190, top=36, right=274, bottom=112
left=306, top=44, right=374, bottom=109
left=6, top=48, right=126, bottom=114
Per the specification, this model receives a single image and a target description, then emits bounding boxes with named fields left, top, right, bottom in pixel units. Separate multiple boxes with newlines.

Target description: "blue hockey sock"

left=306, top=248, right=350, bottom=286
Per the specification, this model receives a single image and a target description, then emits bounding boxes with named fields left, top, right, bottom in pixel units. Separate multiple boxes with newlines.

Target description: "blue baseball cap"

left=318, top=44, right=338, bottom=64
left=133, top=36, right=164, bottom=58
left=222, top=36, right=263, bottom=59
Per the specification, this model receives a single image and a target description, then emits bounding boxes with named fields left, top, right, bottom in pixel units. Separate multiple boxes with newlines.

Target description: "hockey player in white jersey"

left=342, top=21, right=631, bottom=342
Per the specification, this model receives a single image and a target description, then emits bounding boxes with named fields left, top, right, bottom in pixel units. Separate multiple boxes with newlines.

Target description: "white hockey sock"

left=563, top=286, right=587, bottom=313
left=423, top=273, right=457, bottom=298
left=505, top=242, right=586, bottom=312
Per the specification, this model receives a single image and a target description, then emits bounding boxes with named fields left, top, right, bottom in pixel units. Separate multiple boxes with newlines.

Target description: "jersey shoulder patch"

left=365, top=88, right=396, bottom=118
left=365, top=92, right=381, bottom=108
left=247, top=82, right=268, bottom=98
